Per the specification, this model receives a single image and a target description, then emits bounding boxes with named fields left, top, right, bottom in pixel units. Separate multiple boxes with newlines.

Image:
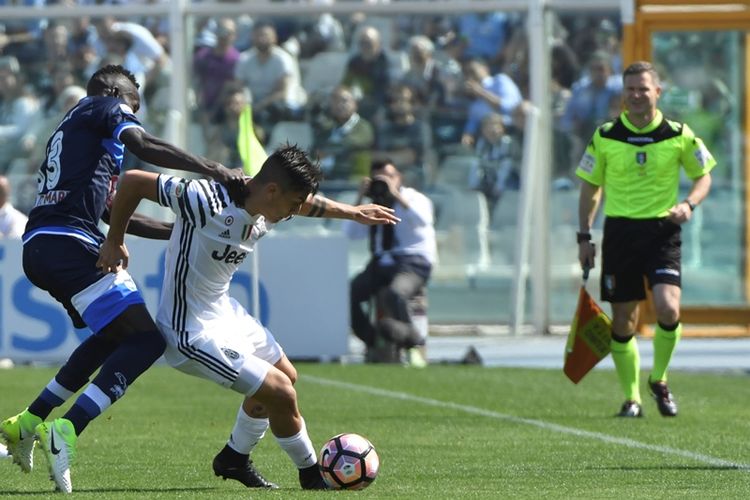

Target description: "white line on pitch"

left=303, top=374, right=750, bottom=471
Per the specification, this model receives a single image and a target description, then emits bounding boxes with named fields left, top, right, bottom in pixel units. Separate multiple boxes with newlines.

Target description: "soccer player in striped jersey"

left=97, top=144, right=398, bottom=489
left=0, top=64, right=242, bottom=494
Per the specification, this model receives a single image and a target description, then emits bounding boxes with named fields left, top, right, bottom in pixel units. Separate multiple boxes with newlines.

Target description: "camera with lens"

left=366, top=177, right=394, bottom=206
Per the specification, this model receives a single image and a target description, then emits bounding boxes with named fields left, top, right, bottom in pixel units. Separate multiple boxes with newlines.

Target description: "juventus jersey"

left=155, top=174, right=274, bottom=333
left=24, top=96, right=144, bottom=247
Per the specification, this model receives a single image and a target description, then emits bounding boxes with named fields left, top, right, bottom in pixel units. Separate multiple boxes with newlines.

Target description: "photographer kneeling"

left=343, top=159, right=437, bottom=360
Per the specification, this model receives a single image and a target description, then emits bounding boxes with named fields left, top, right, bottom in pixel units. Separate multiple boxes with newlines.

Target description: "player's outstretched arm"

left=301, top=194, right=400, bottom=226
left=97, top=170, right=161, bottom=273
left=101, top=209, right=173, bottom=240
left=119, top=127, right=243, bottom=187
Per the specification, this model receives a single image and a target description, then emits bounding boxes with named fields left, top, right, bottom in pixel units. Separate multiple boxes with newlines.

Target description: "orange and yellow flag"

left=564, top=284, right=612, bottom=384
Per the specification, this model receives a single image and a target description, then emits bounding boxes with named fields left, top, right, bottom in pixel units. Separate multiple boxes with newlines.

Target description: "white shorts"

left=157, top=297, right=284, bottom=396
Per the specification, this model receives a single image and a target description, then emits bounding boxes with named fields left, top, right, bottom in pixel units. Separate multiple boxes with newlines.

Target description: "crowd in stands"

left=0, top=7, right=631, bottom=223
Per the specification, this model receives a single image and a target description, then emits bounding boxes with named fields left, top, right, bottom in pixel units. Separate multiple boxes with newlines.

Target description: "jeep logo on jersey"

left=636, top=151, right=647, bottom=165
left=221, top=348, right=240, bottom=360
left=225, top=215, right=234, bottom=226
left=211, top=244, right=247, bottom=264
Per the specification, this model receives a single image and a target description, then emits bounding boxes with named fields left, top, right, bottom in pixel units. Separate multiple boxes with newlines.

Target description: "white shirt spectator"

left=0, top=200, right=27, bottom=239
left=234, top=45, right=306, bottom=109
left=343, top=186, right=437, bottom=266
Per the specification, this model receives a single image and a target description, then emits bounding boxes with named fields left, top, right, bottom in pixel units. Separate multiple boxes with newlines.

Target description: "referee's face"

left=623, top=71, right=660, bottom=117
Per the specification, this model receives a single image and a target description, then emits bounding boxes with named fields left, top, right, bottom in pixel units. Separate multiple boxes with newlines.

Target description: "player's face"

left=623, top=71, right=660, bottom=117
left=264, top=186, right=309, bottom=223
left=120, top=85, right=141, bottom=114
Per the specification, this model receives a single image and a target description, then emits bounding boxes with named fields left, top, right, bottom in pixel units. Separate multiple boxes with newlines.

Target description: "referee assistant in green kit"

left=575, top=61, right=715, bottom=418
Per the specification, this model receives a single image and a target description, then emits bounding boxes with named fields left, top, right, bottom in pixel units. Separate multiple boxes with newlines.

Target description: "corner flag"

left=564, top=270, right=612, bottom=384
left=237, top=104, right=268, bottom=177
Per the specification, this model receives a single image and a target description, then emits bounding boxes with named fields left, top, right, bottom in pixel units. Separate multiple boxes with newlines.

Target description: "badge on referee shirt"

left=636, top=151, right=647, bottom=176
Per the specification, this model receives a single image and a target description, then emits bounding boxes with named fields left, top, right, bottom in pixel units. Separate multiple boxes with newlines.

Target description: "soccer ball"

left=318, top=433, right=379, bottom=490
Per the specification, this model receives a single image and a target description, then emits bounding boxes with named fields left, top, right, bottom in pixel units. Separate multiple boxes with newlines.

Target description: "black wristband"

left=576, top=232, right=591, bottom=243
left=684, top=199, right=696, bottom=212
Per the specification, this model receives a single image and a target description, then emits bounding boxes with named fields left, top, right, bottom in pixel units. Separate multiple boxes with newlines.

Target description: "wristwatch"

left=576, top=232, right=591, bottom=243
left=684, top=199, right=696, bottom=212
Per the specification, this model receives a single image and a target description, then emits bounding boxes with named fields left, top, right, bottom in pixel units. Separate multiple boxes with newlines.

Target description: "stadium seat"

left=427, top=185, right=490, bottom=274
left=266, top=121, right=314, bottom=152
left=435, top=154, right=480, bottom=189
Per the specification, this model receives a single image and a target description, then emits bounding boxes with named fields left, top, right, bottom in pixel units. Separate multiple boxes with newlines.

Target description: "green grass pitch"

left=2, top=363, right=750, bottom=499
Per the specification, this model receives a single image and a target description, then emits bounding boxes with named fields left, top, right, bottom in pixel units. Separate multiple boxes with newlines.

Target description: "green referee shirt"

left=575, top=110, right=716, bottom=218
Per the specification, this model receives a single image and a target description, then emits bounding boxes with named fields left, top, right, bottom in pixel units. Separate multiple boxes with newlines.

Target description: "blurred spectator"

left=0, top=175, right=28, bottom=239
left=456, top=12, right=511, bottom=70
left=400, top=35, right=437, bottom=109
left=341, top=26, right=390, bottom=123
left=0, top=0, right=46, bottom=68
left=561, top=50, right=622, bottom=164
left=233, top=22, right=306, bottom=138
left=311, top=85, right=374, bottom=183
left=68, top=17, right=98, bottom=55
left=22, top=21, right=73, bottom=92
left=595, top=19, right=622, bottom=75
left=467, top=112, right=521, bottom=217
left=103, top=31, right=147, bottom=95
left=37, top=62, right=77, bottom=114
left=92, top=16, right=169, bottom=99
left=21, top=84, right=86, bottom=175
left=460, top=58, right=523, bottom=147
left=293, top=2, right=346, bottom=59
left=193, top=18, right=240, bottom=139
left=344, top=159, right=436, bottom=358
left=0, top=56, right=40, bottom=174
left=427, top=37, right=470, bottom=152
left=209, top=82, right=253, bottom=169
left=373, top=84, right=430, bottom=188
left=549, top=42, right=578, bottom=182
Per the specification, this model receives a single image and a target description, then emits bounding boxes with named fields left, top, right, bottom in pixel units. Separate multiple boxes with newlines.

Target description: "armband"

left=576, top=232, right=591, bottom=243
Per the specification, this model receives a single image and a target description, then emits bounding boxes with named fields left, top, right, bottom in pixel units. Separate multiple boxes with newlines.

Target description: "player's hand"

left=578, top=241, right=596, bottom=271
left=351, top=204, right=400, bottom=225
left=667, top=202, right=692, bottom=225
left=209, top=162, right=246, bottom=204
left=97, top=238, right=129, bottom=273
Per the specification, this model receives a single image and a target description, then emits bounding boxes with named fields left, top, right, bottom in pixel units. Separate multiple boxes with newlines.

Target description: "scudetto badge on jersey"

left=172, top=182, right=185, bottom=198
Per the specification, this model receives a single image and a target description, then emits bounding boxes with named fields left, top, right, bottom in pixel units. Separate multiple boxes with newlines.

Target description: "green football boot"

left=0, top=409, right=42, bottom=472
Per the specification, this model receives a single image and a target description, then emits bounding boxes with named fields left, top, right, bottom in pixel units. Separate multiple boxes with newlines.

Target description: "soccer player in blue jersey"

left=97, top=145, right=398, bottom=490
left=0, top=65, right=242, bottom=493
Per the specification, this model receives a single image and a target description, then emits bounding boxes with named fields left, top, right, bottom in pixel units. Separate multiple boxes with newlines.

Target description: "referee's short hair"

left=623, top=61, right=660, bottom=85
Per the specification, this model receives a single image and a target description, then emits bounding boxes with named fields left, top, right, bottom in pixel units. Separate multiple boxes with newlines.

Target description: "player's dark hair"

left=257, top=143, right=322, bottom=197
left=623, top=61, right=660, bottom=85
left=86, top=64, right=140, bottom=96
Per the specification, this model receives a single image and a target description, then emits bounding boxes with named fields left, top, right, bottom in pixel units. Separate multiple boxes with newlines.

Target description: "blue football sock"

left=63, top=329, right=165, bottom=436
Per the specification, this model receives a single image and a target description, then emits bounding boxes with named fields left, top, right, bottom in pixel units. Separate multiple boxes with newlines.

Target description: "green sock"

left=610, top=336, right=640, bottom=403
left=651, top=323, right=682, bottom=383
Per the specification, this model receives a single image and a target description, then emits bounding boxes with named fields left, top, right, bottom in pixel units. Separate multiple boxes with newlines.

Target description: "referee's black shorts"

left=600, top=216, right=681, bottom=303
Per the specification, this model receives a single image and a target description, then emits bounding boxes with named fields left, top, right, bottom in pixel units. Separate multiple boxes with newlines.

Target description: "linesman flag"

left=237, top=103, right=268, bottom=177
left=564, top=269, right=612, bottom=384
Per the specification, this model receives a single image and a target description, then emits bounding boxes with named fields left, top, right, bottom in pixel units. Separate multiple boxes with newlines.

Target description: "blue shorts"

left=22, top=234, right=145, bottom=333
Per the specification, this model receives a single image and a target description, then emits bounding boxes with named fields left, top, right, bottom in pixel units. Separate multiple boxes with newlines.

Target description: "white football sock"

left=274, top=418, right=317, bottom=468
left=227, top=406, right=269, bottom=455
